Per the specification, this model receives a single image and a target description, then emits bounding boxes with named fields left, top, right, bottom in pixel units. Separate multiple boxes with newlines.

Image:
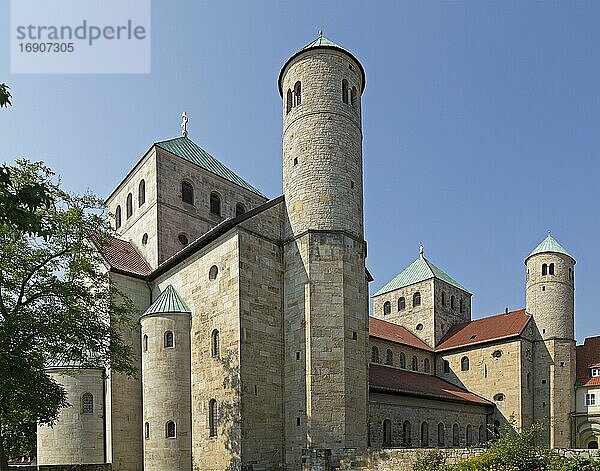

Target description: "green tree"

left=0, top=160, right=138, bottom=470
left=0, top=84, right=11, bottom=108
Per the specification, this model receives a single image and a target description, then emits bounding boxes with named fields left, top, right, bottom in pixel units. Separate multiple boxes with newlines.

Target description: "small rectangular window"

left=586, top=393, right=596, bottom=406
left=295, top=351, right=301, bottom=361
left=542, top=379, right=547, bottom=384
left=296, top=417, right=301, bottom=426
left=352, top=331, right=357, bottom=340
left=293, top=157, right=298, bottom=166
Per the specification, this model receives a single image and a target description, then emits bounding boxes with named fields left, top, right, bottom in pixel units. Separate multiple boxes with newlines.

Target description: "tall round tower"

left=140, top=285, right=191, bottom=471
left=279, top=35, right=369, bottom=468
left=525, top=232, right=576, bottom=449
left=280, top=33, right=365, bottom=240
left=525, top=232, right=575, bottom=340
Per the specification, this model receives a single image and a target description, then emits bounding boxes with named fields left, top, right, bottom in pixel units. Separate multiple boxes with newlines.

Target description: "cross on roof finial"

left=419, top=242, right=424, bottom=257
left=319, top=29, right=323, bottom=38
left=181, top=112, right=189, bottom=137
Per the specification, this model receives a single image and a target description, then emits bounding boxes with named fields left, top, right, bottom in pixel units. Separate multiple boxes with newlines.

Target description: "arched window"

left=493, top=420, right=500, bottom=439
left=466, top=424, right=472, bottom=446
left=166, top=420, right=176, bottom=438
left=383, top=301, right=391, bottom=315
left=399, top=352, right=406, bottom=369
left=81, top=393, right=93, bottom=414
left=437, top=423, right=445, bottom=446
left=209, top=265, right=218, bottom=280
left=542, top=263, right=548, bottom=276
left=144, top=422, right=150, bottom=439
left=452, top=424, right=460, bottom=446
left=443, top=360, right=450, bottom=374
left=421, top=422, right=429, bottom=447
left=210, top=192, right=221, bottom=216
left=569, top=268, right=573, bottom=280
left=115, top=205, right=121, bottom=229
left=209, top=399, right=217, bottom=437
left=479, top=425, right=486, bottom=444
left=286, top=89, right=293, bottom=114
left=383, top=419, right=392, bottom=447
left=424, top=358, right=430, bottom=373
left=412, top=356, right=418, bottom=371
left=413, top=292, right=421, bottom=307
left=588, top=441, right=598, bottom=449
left=235, top=203, right=246, bottom=217
left=181, top=181, right=194, bottom=205
left=371, top=346, right=380, bottom=363
left=138, top=179, right=145, bottom=207
left=342, top=79, right=349, bottom=104
left=398, top=297, right=406, bottom=311
left=527, top=372, right=532, bottom=392
left=402, top=420, right=411, bottom=446
left=164, top=331, right=174, bottom=348
left=126, top=193, right=133, bottom=219
left=294, top=81, right=301, bottom=106
left=385, top=349, right=393, bottom=366
left=460, top=298, right=464, bottom=313
left=351, top=86, right=357, bottom=107
left=549, top=263, right=555, bottom=275
left=441, top=291, right=446, bottom=305
left=450, top=295, right=455, bottom=310
left=143, top=334, right=148, bottom=352
left=211, top=329, right=220, bottom=358
left=461, top=356, right=470, bottom=371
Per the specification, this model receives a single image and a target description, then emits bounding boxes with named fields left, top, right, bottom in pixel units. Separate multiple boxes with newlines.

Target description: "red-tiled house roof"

left=369, top=364, right=492, bottom=406
left=95, top=235, right=151, bottom=277
left=436, top=309, right=531, bottom=351
left=576, top=336, right=600, bottom=387
left=369, top=317, right=432, bottom=351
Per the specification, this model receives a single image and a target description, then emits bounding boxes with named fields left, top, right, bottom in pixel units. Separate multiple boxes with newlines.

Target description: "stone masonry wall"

left=339, top=448, right=483, bottom=471
left=369, top=337, right=434, bottom=374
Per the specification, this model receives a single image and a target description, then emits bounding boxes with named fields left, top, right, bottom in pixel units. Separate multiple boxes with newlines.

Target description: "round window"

left=142, top=233, right=148, bottom=245
left=493, top=393, right=505, bottom=402
left=416, top=323, right=424, bottom=331
left=178, top=234, right=189, bottom=246
left=492, top=350, right=502, bottom=359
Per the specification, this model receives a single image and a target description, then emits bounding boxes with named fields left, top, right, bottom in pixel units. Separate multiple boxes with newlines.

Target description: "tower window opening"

left=138, top=179, right=145, bottom=207
left=352, top=331, right=357, bottom=340
left=542, top=263, right=548, bottom=276
left=549, top=263, right=555, bottom=275
left=441, top=291, right=446, bottom=306
left=398, top=297, right=406, bottom=311
left=211, top=329, right=220, bottom=358
left=293, top=157, right=298, bottom=166
left=235, top=203, right=246, bottom=217
left=210, top=192, right=221, bottom=216
left=178, top=233, right=189, bottom=246
left=385, top=349, right=393, bottom=366
left=413, top=292, right=421, bottom=307
left=166, top=421, right=176, bottom=438
left=126, top=193, right=133, bottom=219
left=209, top=399, right=217, bottom=437
left=296, top=351, right=301, bottom=360
left=443, top=360, right=450, bottom=374
left=181, top=181, right=194, bottom=205
left=114, top=205, right=121, bottom=229
left=81, top=392, right=93, bottom=414
left=144, top=422, right=150, bottom=439
left=351, top=86, right=357, bottom=106
left=383, top=419, right=392, bottom=446
left=527, top=372, right=531, bottom=392
left=450, top=295, right=455, bottom=310
left=286, top=89, right=293, bottom=114
left=293, top=81, right=301, bottom=106
left=164, top=331, right=174, bottom=348
left=342, top=79, right=349, bottom=104
left=142, top=233, right=148, bottom=245
left=296, top=417, right=301, bottom=426
left=383, top=301, right=391, bottom=315
left=371, top=346, right=380, bottom=364
left=461, top=356, right=470, bottom=371
left=542, top=286, right=545, bottom=292
left=459, top=298, right=464, bottom=313
left=569, top=268, right=573, bottom=280
left=402, top=420, right=411, bottom=446
left=143, top=334, right=148, bottom=352
left=209, top=265, right=219, bottom=280
left=412, top=356, right=418, bottom=371
left=421, top=421, right=429, bottom=447
left=437, top=423, right=445, bottom=446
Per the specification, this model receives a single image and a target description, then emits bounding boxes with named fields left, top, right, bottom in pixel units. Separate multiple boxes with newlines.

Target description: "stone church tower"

left=526, top=233, right=576, bottom=447
left=279, top=35, right=369, bottom=466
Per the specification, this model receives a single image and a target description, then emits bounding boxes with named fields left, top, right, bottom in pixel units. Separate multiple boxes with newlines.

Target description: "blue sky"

left=2, top=1, right=599, bottom=342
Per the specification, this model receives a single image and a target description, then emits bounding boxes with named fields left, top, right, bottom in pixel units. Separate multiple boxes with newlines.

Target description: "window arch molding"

left=81, top=392, right=94, bottom=414
left=461, top=356, right=470, bottom=371
left=166, top=420, right=176, bottom=438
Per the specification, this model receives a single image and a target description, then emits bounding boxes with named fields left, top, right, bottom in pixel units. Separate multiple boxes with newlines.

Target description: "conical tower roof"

left=142, top=285, right=191, bottom=317
left=525, top=233, right=575, bottom=264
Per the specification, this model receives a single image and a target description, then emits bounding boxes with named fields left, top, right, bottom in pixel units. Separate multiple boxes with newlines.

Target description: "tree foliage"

left=0, top=160, right=138, bottom=469
left=0, top=84, right=11, bottom=108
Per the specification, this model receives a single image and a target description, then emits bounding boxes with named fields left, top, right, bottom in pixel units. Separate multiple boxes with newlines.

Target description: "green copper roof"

left=155, top=136, right=264, bottom=196
left=302, top=35, right=342, bottom=50
left=373, top=254, right=470, bottom=297
left=526, top=233, right=574, bottom=262
left=143, top=285, right=191, bottom=316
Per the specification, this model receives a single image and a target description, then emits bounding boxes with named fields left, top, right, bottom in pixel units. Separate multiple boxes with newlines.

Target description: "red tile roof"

left=436, top=309, right=530, bottom=351
left=95, top=235, right=151, bottom=277
left=369, top=364, right=492, bottom=406
left=369, top=317, right=432, bottom=351
left=576, top=336, right=600, bottom=387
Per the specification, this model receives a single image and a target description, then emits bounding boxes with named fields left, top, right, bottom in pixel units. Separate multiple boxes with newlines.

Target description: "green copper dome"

left=526, top=233, right=575, bottom=263
left=142, top=285, right=191, bottom=317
